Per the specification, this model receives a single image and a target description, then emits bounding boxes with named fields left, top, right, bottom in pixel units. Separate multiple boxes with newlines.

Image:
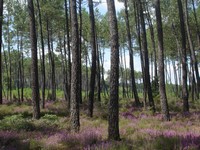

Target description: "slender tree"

left=64, top=0, right=71, bottom=109
left=177, top=0, right=189, bottom=112
left=79, top=0, right=83, bottom=104
left=185, top=0, right=200, bottom=99
left=88, top=0, right=97, bottom=117
left=106, top=0, right=120, bottom=140
left=155, top=0, right=170, bottom=121
left=0, top=0, right=3, bottom=104
left=70, top=0, right=80, bottom=132
left=138, top=0, right=155, bottom=112
left=123, top=0, right=140, bottom=106
left=36, top=0, right=45, bottom=108
left=28, top=0, right=40, bottom=119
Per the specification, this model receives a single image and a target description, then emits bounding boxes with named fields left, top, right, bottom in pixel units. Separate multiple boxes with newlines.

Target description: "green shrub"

left=152, top=136, right=179, bottom=150
left=41, top=114, right=59, bottom=121
left=0, top=114, right=35, bottom=131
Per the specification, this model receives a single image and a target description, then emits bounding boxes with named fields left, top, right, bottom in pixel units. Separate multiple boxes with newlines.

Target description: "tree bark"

left=64, top=0, right=71, bottom=109
left=184, top=0, right=199, bottom=99
left=28, top=0, right=40, bottom=119
left=36, top=0, right=46, bottom=108
left=177, top=0, right=189, bottom=112
left=88, top=0, right=97, bottom=117
left=124, top=0, right=140, bottom=106
left=138, top=0, right=155, bottom=112
left=79, top=0, right=82, bottom=104
left=106, top=0, right=120, bottom=141
left=70, top=0, right=80, bottom=132
left=0, top=0, right=3, bottom=104
left=155, top=0, right=170, bottom=121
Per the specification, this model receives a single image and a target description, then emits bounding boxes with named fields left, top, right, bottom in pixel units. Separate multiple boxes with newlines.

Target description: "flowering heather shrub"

left=181, top=133, right=200, bottom=149
left=0, top=131, right=21, bottom=149
left=141, top=129, right=200, bottom=149
left=84, top=141, right=114, bottom=150
left=62, top=128, right=103, bottom=147
left=42, top=128, right=103, bottom=149
left=121, top=112, right=138, bottom=120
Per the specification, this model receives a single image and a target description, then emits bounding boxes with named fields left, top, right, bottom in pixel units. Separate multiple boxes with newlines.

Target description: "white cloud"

left=96, top=0, right=124, bottom=14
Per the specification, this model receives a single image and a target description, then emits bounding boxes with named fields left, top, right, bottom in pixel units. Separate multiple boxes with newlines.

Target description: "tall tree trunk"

left=36, top=0, right=46, bottom=108
left=138, top=0, right=155, bottom=112
left=60, top=35, right=69, bottom=103
left=106, top=0, right=120, bottom=141
left=70, top=0, right=80, bottom=132
left=146, top=4, right=158, bottom=83
left=20, top=34, right=24, bottom=102
left=0, top=0, right=3, bottom=104
left=7, top=17, right=12, bottom=101
left=123, top=47, right=129, bottom=98
left=185, top=0, right=199, bottom=99
left=63, top=33, right=70, bottom=103
left=28, top=0, right=40, bottom=119
left=177, top=0, right=189, bottom=112
left=50, top=29, right=56, bottom=101
left=99, top=47, right=108, bottom=97
left=172, top=60, right=178, bottom=96
left=79, top=0, right=82, bottom=104
left=96, top=37, right=101, bottom=102
left=191, top=0, right=200, bottom=46
left=134, top=1, right=147, bottom=106
left=124, top=0, right=140, bottom=105
left=120, top=48, right=126, bottom=98
left=64, top=0, right=71, bottom=109
left=3, top=46, right=8, bottom=100
left=88, top=0, right=97, bottom=117
left=17, top=31, right=21, bottom=102
left=155, top=0, right=170, bottom=121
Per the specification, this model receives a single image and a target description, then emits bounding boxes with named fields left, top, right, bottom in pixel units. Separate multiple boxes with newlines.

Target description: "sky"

left=94, top=0, right=142, bottom=73
left=95, top=0, right=124, bottom=14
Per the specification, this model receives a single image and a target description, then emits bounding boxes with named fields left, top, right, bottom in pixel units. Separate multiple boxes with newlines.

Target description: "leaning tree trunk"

left=70, top=0, right=80, bottom=132
left=88, top=0, right=97, bottom=117
left=106, top=0, right=120, bottom=141
left=155, top=0, right=170, bottom=121
left=177, top=0, right=189, bottom=112
left=0, top=0, right=3, bottom=104
left=28, top=0, right=40, bottom=119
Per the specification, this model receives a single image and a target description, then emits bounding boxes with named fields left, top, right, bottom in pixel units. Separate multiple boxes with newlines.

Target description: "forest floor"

left=0, top=97, right=200, bottom=150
